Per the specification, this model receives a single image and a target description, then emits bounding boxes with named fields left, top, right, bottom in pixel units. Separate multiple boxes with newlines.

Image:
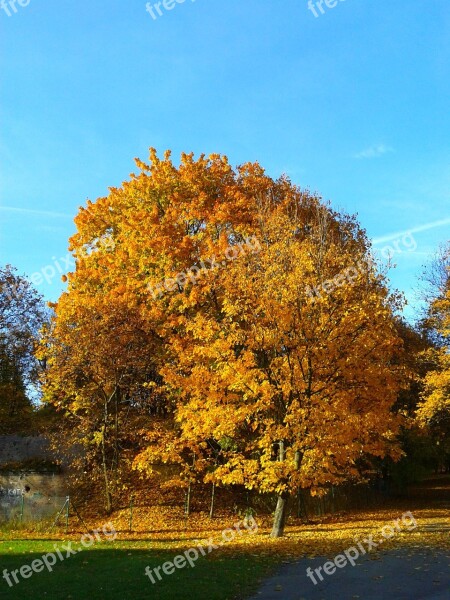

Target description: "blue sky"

left=1, top=0, right=449, bottom=320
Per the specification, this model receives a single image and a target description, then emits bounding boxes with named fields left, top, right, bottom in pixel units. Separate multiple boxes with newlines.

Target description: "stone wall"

left=0, top=471, right=67, bottom=497
left=0, top=436, right=69, bottom=521
left=0, top=472, right=68, bottom=522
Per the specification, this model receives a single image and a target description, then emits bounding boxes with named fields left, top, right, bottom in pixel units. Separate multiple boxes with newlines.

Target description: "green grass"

left=0, top=540, right=278, bottom=599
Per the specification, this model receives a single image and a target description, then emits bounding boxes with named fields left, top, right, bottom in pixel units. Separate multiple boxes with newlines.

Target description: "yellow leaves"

left=417, top=277, right=450, bottom=426
left=40, top=148, right=414, bottom=508
left=417, top=378, right=450, bottom=425
left=92, top=431, right=104, bottom=447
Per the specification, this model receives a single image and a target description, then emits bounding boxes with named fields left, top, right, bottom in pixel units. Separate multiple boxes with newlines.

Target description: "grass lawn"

left=0, top=540, right=278, bottom=600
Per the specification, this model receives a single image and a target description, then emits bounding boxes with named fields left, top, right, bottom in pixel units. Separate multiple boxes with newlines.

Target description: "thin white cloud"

left=0, top=206, right=73, bottom=219
left=354, top=144, right=394, bottom=159
left=373, top=217, right=450, bottom=244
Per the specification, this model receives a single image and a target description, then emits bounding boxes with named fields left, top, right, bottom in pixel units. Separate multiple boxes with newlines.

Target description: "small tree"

left=417, top=243, right=450, bottom=469
left=0, top=265, right=46, bottom=433
left=0, top=346, right=33, bottom=434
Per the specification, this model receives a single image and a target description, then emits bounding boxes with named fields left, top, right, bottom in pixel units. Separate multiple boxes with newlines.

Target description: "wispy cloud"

left=0, top=206, right=73, bottom=219
left=373, top=217, right=450, bottom=244
left=354, top=144, right=394, bottom=159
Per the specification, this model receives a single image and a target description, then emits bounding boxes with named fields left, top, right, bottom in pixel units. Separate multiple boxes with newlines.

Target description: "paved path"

left=248, top=547, right=450, bottom=600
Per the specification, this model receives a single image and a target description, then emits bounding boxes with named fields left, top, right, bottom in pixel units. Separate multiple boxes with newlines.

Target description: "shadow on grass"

left=0, top=544, right=278, bottom=600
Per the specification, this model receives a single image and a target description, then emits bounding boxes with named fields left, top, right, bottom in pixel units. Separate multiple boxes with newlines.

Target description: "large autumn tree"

left=41, top=149, right=407, bottom=528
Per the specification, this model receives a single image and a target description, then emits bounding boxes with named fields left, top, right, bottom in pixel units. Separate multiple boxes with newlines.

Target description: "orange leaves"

left=40, top=148, right=412, bottom=513
left=150, top=174, right=407, bottom=497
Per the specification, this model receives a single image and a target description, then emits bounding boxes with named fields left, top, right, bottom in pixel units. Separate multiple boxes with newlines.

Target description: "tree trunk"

left=185, top=454, right=196, bottom=518
left=270, top=492, right=289, bottom=538
left=101, top=429, right=112, bottom=514
left=185, top=482, right=191, bottom=517
left=101, top=391, right=114, bottom=514
left=271, top=440, right=288, bottom=538
left=209, top=482, right=216, bottom=519
left=112, top=387, right=119, bottom=472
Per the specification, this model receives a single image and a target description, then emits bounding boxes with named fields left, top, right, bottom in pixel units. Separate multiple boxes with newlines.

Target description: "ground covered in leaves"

left=0, top=477, right=448, bottom=599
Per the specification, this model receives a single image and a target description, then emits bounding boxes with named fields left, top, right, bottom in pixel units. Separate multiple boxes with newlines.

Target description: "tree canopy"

left=39, top=149, right=409, bottom=532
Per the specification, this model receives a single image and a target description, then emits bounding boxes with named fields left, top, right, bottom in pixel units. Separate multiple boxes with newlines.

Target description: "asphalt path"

left=248, top=547, right=450, bottom=600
